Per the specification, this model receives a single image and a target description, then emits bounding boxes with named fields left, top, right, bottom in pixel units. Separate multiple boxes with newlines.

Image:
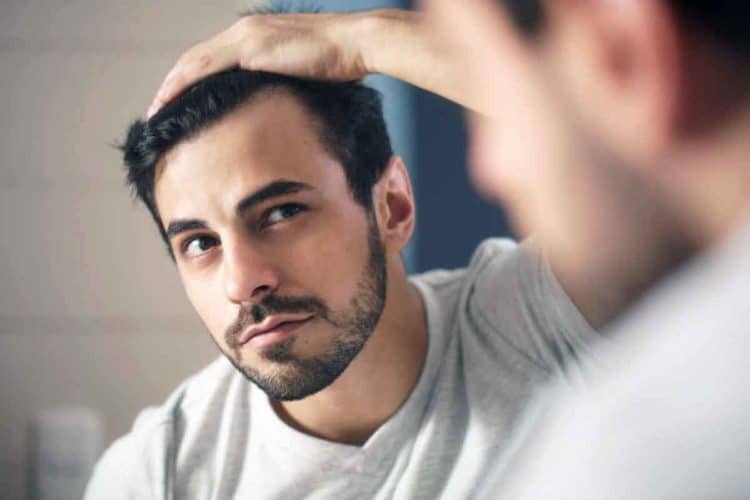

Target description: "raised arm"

left=148, top=9, right=484, bottom=117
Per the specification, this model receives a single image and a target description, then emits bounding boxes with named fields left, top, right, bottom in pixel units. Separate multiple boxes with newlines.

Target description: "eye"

left=260, top=203, right=306, bottom=230
left=182, top=235, right=219, bottom=258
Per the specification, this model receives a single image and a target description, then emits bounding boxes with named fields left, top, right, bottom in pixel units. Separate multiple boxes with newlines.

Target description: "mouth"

left=238, top=315, right=315, bottom=349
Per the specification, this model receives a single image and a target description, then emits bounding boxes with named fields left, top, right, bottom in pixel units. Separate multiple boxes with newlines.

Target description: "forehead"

left=154, top=89, right=348, bottom=219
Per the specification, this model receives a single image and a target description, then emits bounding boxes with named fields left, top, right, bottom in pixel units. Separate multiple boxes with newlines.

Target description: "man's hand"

left=148, top=12, right=372, bottom=117
left=147, top=8, right=485, bottom=117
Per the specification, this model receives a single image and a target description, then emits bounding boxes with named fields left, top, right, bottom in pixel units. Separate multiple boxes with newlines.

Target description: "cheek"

left=181, top=271, right=234, bottom=346
left=278, top=215, right=371, bottom=307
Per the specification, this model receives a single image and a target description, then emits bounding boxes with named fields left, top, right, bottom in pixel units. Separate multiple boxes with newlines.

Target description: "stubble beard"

left=220, top=216, right=387, bottom=401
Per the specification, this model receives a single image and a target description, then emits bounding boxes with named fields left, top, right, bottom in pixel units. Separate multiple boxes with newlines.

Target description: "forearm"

left=352, top=9, right=486, bottom=113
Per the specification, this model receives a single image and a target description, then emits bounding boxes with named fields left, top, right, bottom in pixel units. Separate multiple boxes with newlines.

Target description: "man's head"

left=121, top=70, right=416, bottom=400
left=426, top=0, right=750, bottom=324
left=124, top=70, right=393, bottom=255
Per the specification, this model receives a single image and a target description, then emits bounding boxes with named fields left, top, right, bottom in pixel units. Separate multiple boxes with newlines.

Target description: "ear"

left=372, top=156, right=416, bottom=254
left=547, top=0, right=681, bottom=164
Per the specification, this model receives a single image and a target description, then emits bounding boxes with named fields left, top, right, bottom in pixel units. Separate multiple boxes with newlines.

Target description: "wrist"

left=348, top=9, right=417, bottom=75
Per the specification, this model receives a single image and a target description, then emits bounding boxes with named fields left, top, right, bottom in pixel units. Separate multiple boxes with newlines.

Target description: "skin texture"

left=154, top=89, right=427, bottom=444
left=219, top=212, right=387, bottom=402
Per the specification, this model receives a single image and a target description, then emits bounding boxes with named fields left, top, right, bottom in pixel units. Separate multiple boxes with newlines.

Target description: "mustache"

left=225, top=294, right=329, bottom=345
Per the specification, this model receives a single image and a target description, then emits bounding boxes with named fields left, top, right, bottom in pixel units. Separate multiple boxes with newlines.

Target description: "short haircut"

left=121, top=70, right=393, bottom=258
left=503, top=0, right=750, bottom=60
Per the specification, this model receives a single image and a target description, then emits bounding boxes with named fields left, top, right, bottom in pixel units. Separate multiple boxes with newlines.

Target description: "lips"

left=237, top=314, right=314, bottom=346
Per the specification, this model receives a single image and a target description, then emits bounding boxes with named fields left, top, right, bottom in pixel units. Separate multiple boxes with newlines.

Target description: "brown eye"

left=261, top=203, right=306, bottom=228
left=183, top=236, right=218, bottom=258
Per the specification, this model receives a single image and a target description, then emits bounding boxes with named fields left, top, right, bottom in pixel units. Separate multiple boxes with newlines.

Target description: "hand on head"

left=147, top=12, right=369, bottom=117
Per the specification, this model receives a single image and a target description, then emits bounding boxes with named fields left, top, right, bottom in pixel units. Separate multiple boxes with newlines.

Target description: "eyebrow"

left=165, top=219, right=208, bottom=241
left=164, top=180, right=313, bottom=242
left=235, top=180, right=312, bottom=216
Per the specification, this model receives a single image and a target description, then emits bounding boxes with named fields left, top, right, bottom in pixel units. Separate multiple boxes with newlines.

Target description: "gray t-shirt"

left=85, top=239, right=599, bottom=499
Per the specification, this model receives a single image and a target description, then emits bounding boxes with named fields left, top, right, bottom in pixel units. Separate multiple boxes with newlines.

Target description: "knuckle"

left=235, top=15, right=259, bottom=32
left=238, top=50, right=256, bottom=69
left=166, top=71, right=185, bottom=89
left=176, top=49, right=194, bottom=66
left=176, top=45, right=211, bottom=73
left=194, top=52, right=212, bottom=70
left=237, top=42, right=257, bottom=67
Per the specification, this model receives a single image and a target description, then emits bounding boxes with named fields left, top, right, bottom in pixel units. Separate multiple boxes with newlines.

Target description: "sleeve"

left=83, top=433, right=153, bottom=500
left=466, top=239, right=604, bottom=383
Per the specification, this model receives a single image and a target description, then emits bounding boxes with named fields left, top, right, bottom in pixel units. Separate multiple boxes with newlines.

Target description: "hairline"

left=149, top=83, right=382, bottom=260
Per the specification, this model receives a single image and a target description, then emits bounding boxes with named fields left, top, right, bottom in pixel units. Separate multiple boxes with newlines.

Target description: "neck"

left=272, top=260, right=427, bottom=446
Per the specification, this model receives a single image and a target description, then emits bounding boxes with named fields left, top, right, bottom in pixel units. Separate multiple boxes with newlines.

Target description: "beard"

left=220, top=214, right=387, bottom=401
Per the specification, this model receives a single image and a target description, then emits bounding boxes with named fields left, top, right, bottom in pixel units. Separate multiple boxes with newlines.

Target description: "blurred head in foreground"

left=425, top=0, right=750, bottom=324
left=120, top=70, right=417, bottom=401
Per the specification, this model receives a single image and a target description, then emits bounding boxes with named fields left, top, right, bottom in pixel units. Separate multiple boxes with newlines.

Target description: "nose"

left=222, top=235, right=280, bottom=304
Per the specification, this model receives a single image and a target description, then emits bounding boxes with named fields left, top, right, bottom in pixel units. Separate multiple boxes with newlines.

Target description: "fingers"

left=145, top=12, right=361, bottom=117
left=148, top=53, right=226, bottom=117
left=147, top=41, right=238, bottom=117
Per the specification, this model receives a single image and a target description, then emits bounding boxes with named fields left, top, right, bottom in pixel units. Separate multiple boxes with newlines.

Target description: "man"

left=85, top=56, right=598, bottom=499
left=146, top=0, right=750, bottom=497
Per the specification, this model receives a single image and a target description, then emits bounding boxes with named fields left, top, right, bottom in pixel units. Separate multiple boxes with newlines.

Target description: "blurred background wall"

left=0, top=1, right=510, bottom=498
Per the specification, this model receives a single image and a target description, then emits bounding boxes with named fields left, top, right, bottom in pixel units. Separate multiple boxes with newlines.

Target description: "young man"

left=147, top=0, right=750, bottom=499
left=85, top=69, right=597, bottom=497
left=147, top=0, right=750, bottom=497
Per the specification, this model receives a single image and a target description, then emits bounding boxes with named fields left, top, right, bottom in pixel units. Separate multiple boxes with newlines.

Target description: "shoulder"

left=132, top=355, right=241, bottom=434
left=84, top=430, right=148, bottom=499
left=453, top=238, right=599, bottom=379
left=409, top=238, right=520, bottom=305
left=420, top=237, right=549, bottom=319
left=410, top=238, right=525, bottom=310
left=465, top=237, right=553, bottom=316
left=85, top=357, right=244, bottom=498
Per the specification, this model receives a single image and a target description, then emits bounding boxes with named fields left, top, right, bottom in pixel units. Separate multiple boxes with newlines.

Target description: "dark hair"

left=121, top=70, right=393, bottom=257
left=502, top=0, right=545, bottom=36
left=668, top=1, right=750, bottom=60
left=502, top=0, right=750, bottom=59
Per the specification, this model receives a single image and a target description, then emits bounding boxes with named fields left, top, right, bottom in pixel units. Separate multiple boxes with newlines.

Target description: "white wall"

left=0, top=2, right=243, bottom=498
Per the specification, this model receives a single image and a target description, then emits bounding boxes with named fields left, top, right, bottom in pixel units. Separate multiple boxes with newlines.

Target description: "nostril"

left=252, top=284, right=273, bottom=298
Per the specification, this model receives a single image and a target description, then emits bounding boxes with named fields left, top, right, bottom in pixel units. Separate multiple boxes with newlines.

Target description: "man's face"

left=154, top=90, right=387, bottom=401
